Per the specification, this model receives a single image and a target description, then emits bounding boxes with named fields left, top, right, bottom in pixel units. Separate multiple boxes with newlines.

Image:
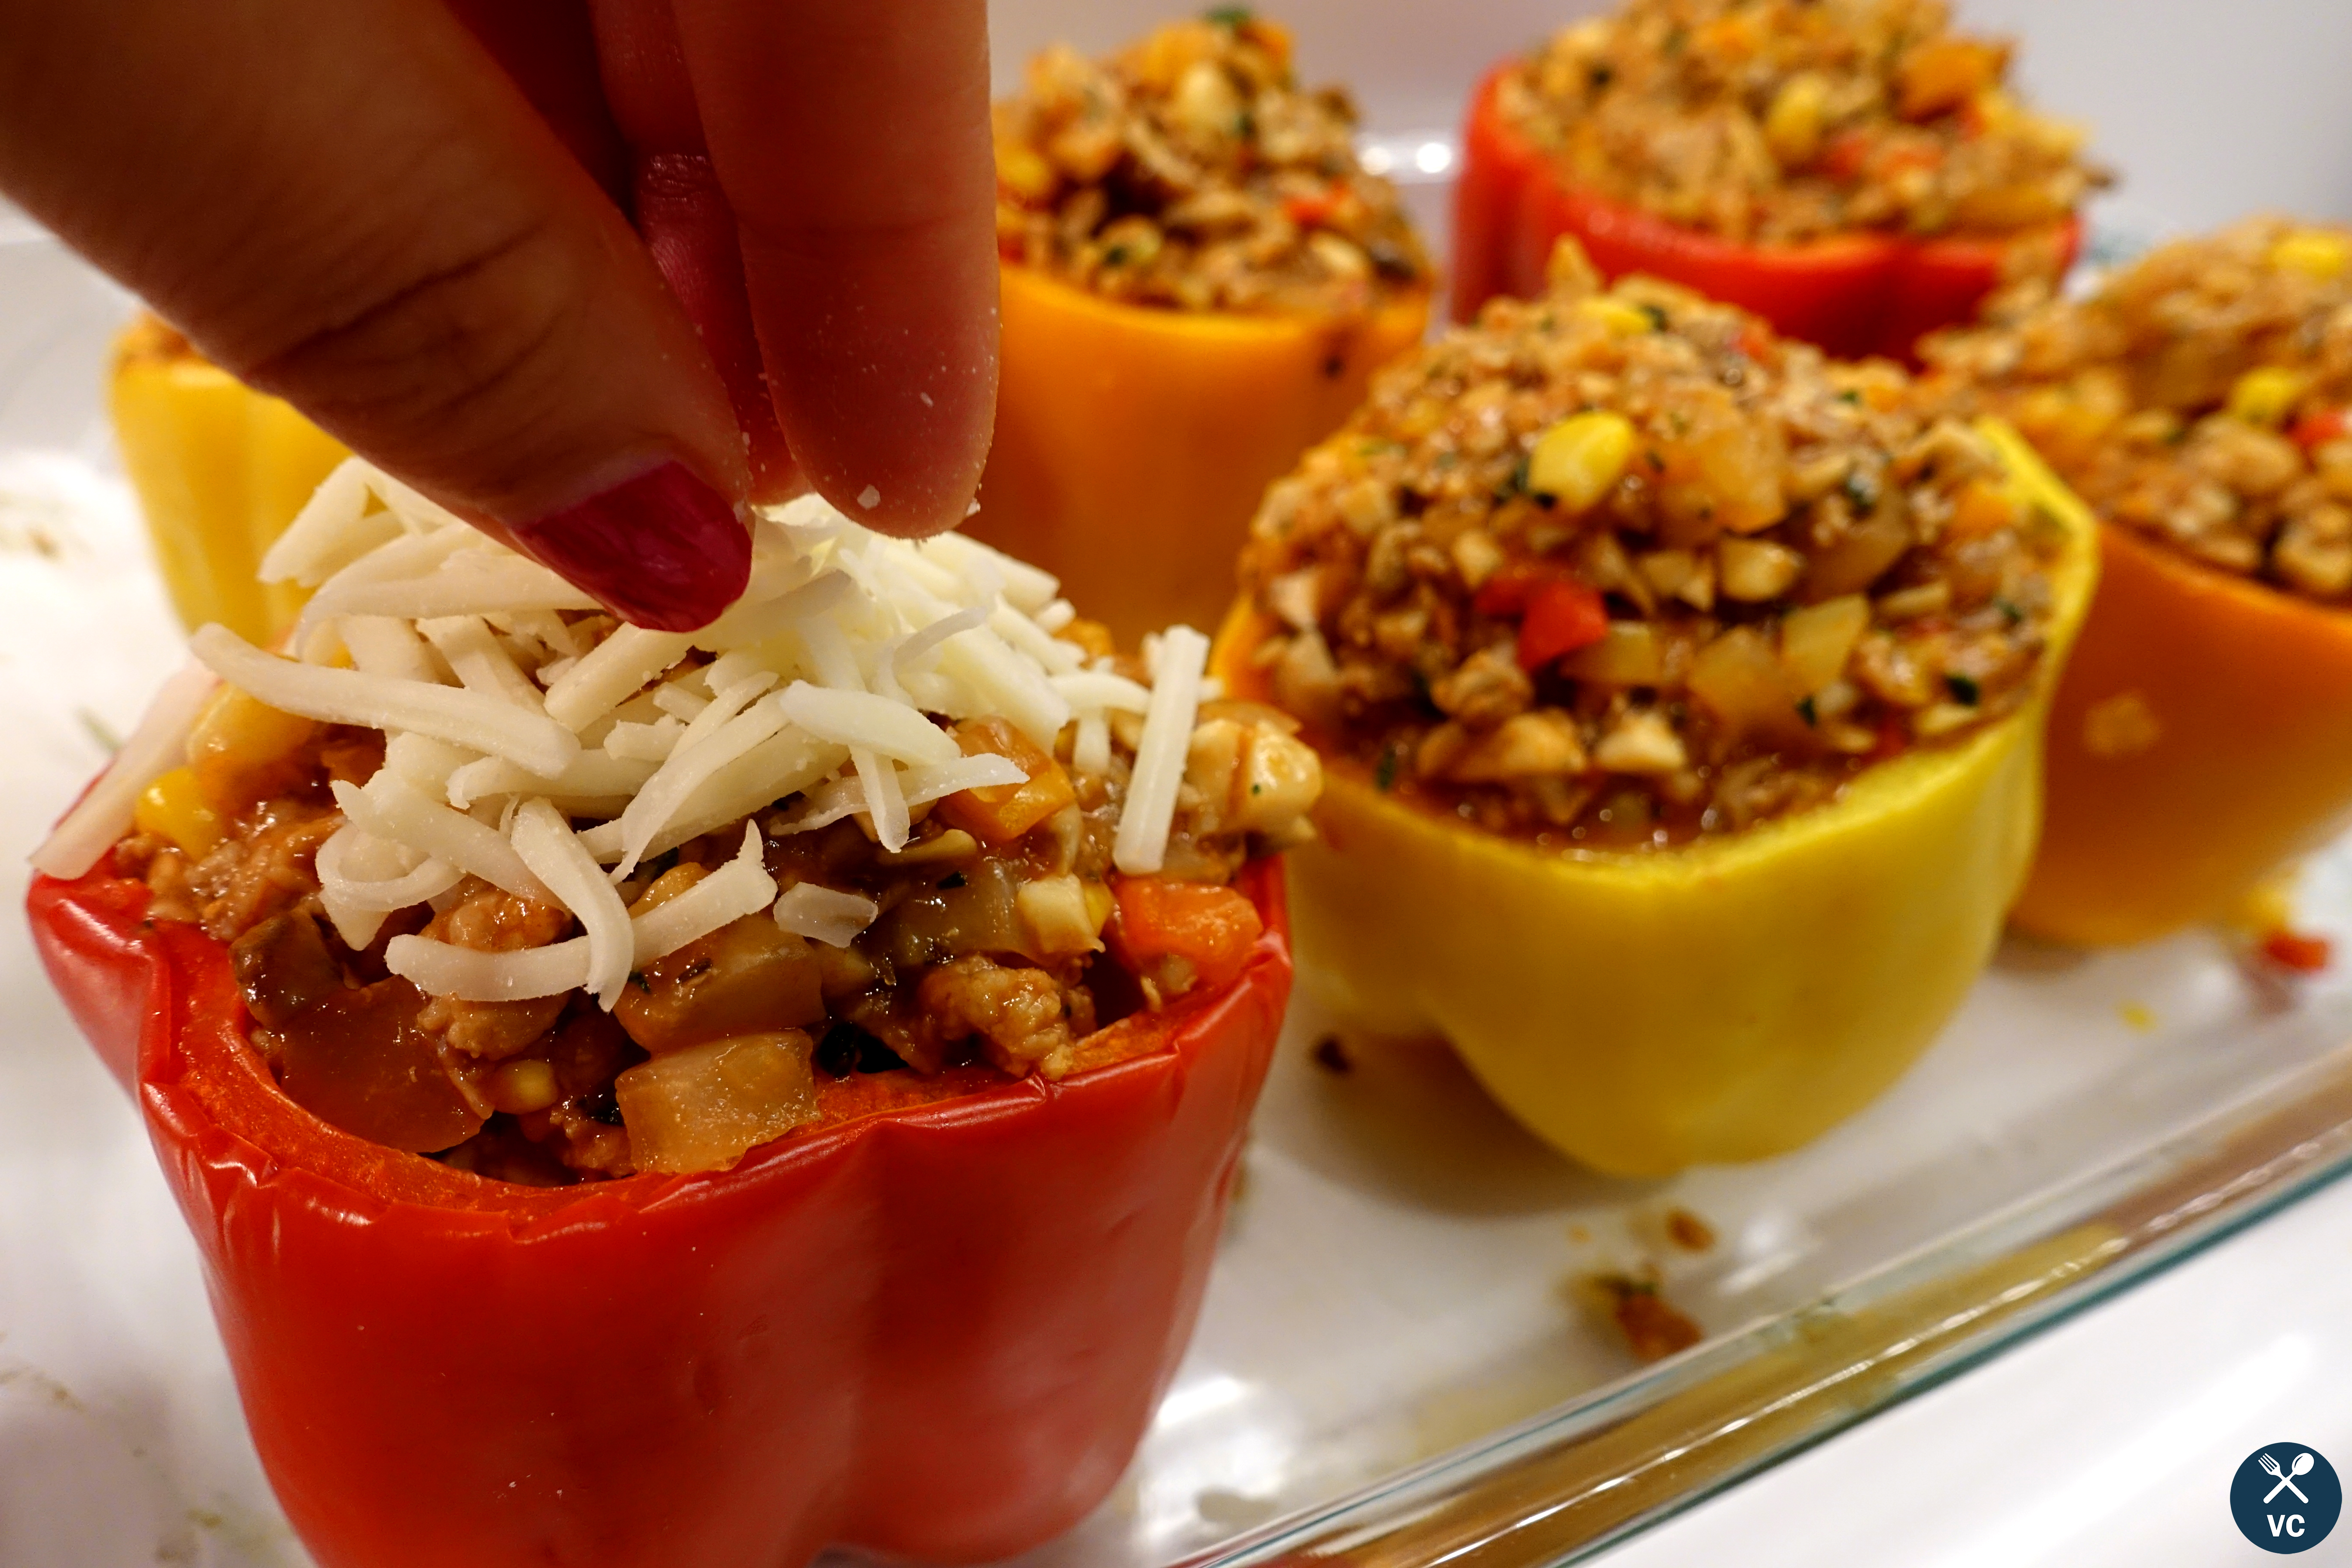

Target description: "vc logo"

left=2231, top=1443, right=2341, bottom=1553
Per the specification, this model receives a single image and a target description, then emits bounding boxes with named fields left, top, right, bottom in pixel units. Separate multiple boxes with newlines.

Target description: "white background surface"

left=5, top=3, right=2352, bottom=1565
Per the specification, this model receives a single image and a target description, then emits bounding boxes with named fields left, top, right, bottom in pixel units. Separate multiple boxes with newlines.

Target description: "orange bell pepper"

left=971, top=265, right=1428, bottom=641
left=1452, top=67, right=2080, bottom=361
left=2012, top=521, right=2352, bottom=945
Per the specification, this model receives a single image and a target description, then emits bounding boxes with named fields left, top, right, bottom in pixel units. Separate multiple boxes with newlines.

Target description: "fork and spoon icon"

left=2261, top=1450, right=2317, bottom=1504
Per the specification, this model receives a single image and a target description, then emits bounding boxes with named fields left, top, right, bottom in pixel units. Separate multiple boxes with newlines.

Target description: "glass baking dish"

left=5, top=15, right=2352, bottom=1559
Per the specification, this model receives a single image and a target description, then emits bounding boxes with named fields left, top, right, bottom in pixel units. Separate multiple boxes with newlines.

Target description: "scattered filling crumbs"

left=1664, top=1206, right=1718, bottom=1252
left=1311, top=1034, right=1354, bottom=1073
left=1498, top=0, right=2104, bottom=246
left=994, top=12, right=1430, bottom=315
left=1926, top=217, right=2352, bottom=602
left=1586, top=1271, right=1706, bottom=1362
left=1240, top=243, right=2066, bottom=847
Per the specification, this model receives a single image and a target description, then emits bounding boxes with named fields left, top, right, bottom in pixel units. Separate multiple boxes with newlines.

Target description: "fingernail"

left=508, top=461, right=750, bottom=632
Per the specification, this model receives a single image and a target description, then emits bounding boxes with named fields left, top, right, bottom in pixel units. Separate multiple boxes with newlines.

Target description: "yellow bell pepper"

left=1212, top=420, right=2098, bottom=1176
left=973, top=265, right=1428, bottom=641
left=109, top=316, right=349, bottom=645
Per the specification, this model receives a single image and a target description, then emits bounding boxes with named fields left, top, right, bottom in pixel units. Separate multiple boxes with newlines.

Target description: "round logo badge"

left=2231, top=1444, right=2341, bottom=1553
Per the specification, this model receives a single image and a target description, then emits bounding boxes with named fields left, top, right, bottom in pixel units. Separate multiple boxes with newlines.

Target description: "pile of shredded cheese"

left=35, top=460, right=1215, bottom=1010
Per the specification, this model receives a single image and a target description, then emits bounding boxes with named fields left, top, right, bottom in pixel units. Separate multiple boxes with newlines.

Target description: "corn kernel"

left=187, top=686, right=318, bottom=815
left=1763, top=73, right=1830, bottom=168
left=995, top=139, right=1059, bottom=205
left=487, top=1059, right=561, bottom=1115
left=1528, top=411, right=1636, bottom=514
left=2227, top=365, right=2312, bottom=429
left=1576, top=296, right=1657, bottom=337
left=134, top=766, right=225, bottom=858
left=2270, top=229, right=2351, bottom=282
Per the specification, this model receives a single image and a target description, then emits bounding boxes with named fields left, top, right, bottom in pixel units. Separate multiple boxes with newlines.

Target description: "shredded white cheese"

left=1114, top=626, right=1209, bottom=875
left=43, top=456, right=1229, bottom=1008
left=773, top=882, right=881, bottom=947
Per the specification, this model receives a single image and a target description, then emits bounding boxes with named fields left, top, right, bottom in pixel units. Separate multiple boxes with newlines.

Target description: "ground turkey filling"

left=113, top=621, right=1317, bottom=1186
left=1497, top=0, right=2103, bottom=247
left=993, top=12, right=1430, bottom=315
left=1924, top=217, right=2352, bottom=602
left=1236, top=242, right=2065, bottom=848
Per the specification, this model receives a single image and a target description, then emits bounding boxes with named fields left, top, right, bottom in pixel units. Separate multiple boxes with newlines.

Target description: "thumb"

left=0, top=0, right=751, bottom=631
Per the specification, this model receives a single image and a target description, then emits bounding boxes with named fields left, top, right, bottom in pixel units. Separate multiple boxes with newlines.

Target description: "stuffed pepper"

left=1924, top=217, right=2352, bottom=945
left=1456, top=0, right=2100, bottom=359
left=29, top=466, right=1321, bottom=1568
left=977, top=12, right=1433, bottom=641
left=110, top=315, right=351, bottom=644
left=1215, top=242, right=2095, bottom=1175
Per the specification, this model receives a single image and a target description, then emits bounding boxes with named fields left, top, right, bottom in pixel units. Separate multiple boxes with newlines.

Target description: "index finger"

left=667, top=0, right=999, bottom=538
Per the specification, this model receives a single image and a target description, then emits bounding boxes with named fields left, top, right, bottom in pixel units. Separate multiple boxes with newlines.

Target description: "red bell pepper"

left=28, top=858, right=1291, bottom=1568
left=1452, top=66, right=2082, bottom=361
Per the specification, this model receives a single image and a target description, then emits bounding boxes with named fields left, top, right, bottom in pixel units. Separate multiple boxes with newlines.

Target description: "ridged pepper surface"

left=1451, top=67, right=2080, bottom=361
left=972, top=264, right=1428, bottom=642
left=27, top=858, right=1289, bottom=1568
left=1212, top=423, right=2095, bottom=1176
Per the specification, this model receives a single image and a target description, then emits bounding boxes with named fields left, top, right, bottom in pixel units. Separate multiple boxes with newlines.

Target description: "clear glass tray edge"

left=1177, top=1038, right=2352, bottom=1568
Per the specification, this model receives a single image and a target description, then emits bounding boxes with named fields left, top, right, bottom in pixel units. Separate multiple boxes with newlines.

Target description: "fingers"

left=667, top=0, right=1001, bottom=538
left=0, top=0, right=750, bottom=629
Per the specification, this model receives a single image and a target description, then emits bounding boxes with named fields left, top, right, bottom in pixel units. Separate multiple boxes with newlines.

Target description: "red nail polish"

left=509, top=462, right=750, bottom=632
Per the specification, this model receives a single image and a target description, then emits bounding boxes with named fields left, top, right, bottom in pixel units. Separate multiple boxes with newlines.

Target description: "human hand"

left=0, top=0, right=998, bottom=630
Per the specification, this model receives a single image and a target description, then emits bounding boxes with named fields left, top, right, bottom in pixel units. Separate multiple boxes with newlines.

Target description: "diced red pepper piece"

left=1111, top=876, right=1267, bottom=995
left=1473, top=562, right=1610, bottom=671
left=1516, top=579, right=1611, bottom=671
left=1283, top=189, right=1339, bottom=228
left=2292, top=407, right=2348, bottom=451
left=2261, top=928, right=2333, bottom=973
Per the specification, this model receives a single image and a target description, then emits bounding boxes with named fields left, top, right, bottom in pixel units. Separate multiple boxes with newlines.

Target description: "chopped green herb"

left=1498, top=455, right=1532, bottom=501
left=1945, top=673, right=1981, bottom=705
left=1838, top=389, right=1862, bottom=405
left=1639, top=302, right=1670, bottom=332
left=1842, top=469, right=1881, bottom=515
left=1797, top=695, right=1818, bottom=726
left=629, top=971, right=650, bottom=992
left=1374, top=746, right=1400, bottom=792
left=1993, top=596, right=2025, bottom=626
left=1103, top=245, right=1131, bottom=267
left=1235, top=108, right=1256, bottom=141
left=76, top=708, right=122, bottom=756
left=1204, top=5, right=1253, bottom=27
left=940, top=871, right=968, bottom=889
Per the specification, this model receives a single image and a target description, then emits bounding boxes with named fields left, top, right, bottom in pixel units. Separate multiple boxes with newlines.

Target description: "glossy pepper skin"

left=109, top=319, right=351, bottom=646
left=1211, top=423, right=2095, bottom=1176
left=1452, top=67, right=2081, bottom=361
left=2013, top=521, right=2352, bottom=945
left=28, top=859, right=1289, bottom=1568
left=971, top=264, right=1429, bottom=642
